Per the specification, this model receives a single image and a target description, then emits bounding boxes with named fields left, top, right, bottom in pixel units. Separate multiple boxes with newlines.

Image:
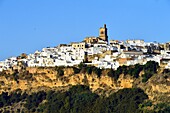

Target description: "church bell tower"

left=99, top=24, right=108, bottom=42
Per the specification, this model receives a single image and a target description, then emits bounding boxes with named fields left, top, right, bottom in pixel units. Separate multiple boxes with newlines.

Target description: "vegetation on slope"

left=107, top=61, right=159, bottom=82
left=0, top=61, right=159, bottom=83
left=0, top=85, right=148, bottom=113
left=0, top=61, right=169, bottom=112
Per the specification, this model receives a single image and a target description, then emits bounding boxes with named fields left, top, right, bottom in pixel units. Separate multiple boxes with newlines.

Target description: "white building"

left=126, top=39, right=145, bottom=46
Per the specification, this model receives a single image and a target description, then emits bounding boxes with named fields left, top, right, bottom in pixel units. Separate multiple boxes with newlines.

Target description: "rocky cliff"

left=0, top=65, right=169, bottom=104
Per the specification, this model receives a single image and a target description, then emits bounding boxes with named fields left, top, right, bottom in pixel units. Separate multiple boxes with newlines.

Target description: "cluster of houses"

left=0, top=24, right=170, bottom=72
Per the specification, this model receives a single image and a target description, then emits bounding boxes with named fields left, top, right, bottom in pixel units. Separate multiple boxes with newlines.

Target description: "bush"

left=24, top=91, right=46, bottom=111
left=73, top=67, right=80, bottom=74
left=85, top=67, right=92, bottom=74
left=57, top=69, right=64, bottom=76
left=142, top=73, right=152, bottom=83
left=0, top=90, right=28, bottom=108
left=92, top=67, right=102, bottom=77
left=78, top=62, right=87, bottom=69
left=142, top=101, right=153, bottom=107
left=0, top=85, right=149, bottom=113
left=105, top=88, right=148, bottom=113
left=107, top=69, right=114, bottom=77
left=144, top=61, right=159, bottom=74
left=163, top=69, right=170, bottom=74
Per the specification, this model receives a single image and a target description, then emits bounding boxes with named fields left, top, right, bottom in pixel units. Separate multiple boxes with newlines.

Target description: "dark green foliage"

left=54, top=66, right=65, bottom=76
left=19, top=70, right=33, bottom=80
left=115, top=66, right=123, bottom=75
left=116, top=64, right=143, bottom=79
left=38, top=85, right=147, bottom=113
left=161, top=106, right=170, bottom=112
left=0, top=90, right=46, bottom=112
left=80, top=66, right=93, bottom=75
left=139, top=101, right=170, bottom=112
left=0, top=61, right=164, bottom=112
left=78, top=62, right=87, bottom=69
left=107, top=61, right=159, bottom=82
left=163, top=69, right=170, bottom=74
left=69, top=88, right=98, bottom=113
left=9, top=91, right=22, bottom=104
left=142, top=72, right=152, bottom=82
left=107, top=69, right=114, bottom=77
left=120, top=65, right=128, bottom=75
left=73, top=63, right=95, bottom=76
left=0, top=70, right=7, bottom=76
left=107, top=69, right=119, bottom=80
left=0, top=90, right=28, bottom=108
left=77, top=63, right=102, bottom=77
left=54, top=66, right=65, bottom=72
left=155, top=103, right=168, bottom=110
left=69, top=85, right=90, bottom=94
left=1, top=69, right=33, bottom=81
left=142, top=61, right=159, bottom=82
left=110, top=61, right=159, bottom=82
left=0, top=92, right=10, bottom=107
left=12, top=70, right=19, bottom=81
left=106, top=88, right=148, bottom=113
left=78, top=64, right=102, bottom=77
left=85, top=66, right=93, bottom=74
left=144, top=61, right=159, bottom=73
left=92, top=97, right=107, bottom=113
left=131, top=64, right=143, bottom=78
left=57, top=69, right=64, bottom=76
left=39, top=85, right=98, bottom=113
left=92, top=67, right=102, bottom=77
left=143, top=101, right=153, bottom=107
left=0, top=85, right=150, bottom=113
left=24, top=91, right=46, bottom=111
left=73, top=67, right=80, bottom=74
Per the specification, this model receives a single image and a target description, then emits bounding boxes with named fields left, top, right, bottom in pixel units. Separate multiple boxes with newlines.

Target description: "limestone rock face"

left=0, top=67, right=170, bottom=103
left=139, top=74, right=170, bottom=103
left=0, top=67, right=134, bottom=95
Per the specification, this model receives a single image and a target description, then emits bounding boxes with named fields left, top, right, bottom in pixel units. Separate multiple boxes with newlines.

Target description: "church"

left=83, top=24, right=108, bottom=44
left=71, top=24, right=109, bottom=50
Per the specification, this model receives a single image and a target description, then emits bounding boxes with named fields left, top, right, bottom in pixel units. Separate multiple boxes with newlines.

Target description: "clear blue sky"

left=0, top=0, right=170, bottom=60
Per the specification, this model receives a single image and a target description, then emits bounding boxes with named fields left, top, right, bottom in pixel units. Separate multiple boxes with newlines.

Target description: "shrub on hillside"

left=57, top=69, right=64, bottom=76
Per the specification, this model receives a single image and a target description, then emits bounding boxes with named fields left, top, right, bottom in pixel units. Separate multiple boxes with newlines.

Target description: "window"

left=101, top=31, right=104, bottom=34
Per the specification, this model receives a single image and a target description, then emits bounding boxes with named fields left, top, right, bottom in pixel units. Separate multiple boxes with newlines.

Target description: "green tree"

left=57, top=69, right=64, bottom=76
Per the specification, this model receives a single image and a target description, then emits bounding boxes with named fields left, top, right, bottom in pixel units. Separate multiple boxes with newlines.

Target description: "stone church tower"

left=99, top=24, right=108, bottom=42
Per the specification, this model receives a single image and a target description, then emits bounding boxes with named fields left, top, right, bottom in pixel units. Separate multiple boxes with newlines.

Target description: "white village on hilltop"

left=0, top=24, right=170, bottom=71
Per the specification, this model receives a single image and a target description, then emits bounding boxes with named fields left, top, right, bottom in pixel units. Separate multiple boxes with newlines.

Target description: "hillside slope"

left=0, top=61, right=170, bottom=112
